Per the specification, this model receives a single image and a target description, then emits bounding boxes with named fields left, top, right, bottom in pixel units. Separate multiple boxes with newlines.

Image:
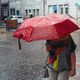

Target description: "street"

left=0, top=28, right=80, bottom=80
left=0, top=0, right=80, bottom=80
left=0, top=28, right=48, bottom=80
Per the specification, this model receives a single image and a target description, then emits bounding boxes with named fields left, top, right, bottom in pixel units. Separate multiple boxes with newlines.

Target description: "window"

left=48, top=5, right=53, bottom=14
left=10, top=9, right=12, bottom=15
left=3, top=9, right=7, bottom=16
left=53, top=5, right=57, bottom=13
left=65, top=7, right=69, bottom=14
left=33, top=9, right=35, bottom=16
left=13, top=8, right=15, bottom=15
left=29, top=9, right=31, bottom=13
left=10, top=8, right=15, bottom=15
left=59, top=5, right=63, bottom=14
left=59, top=4, right=69, bottom=14
left=26, top=10, right=28, bottom=16
left=16, top=10, right=19, bottom=15
left=61, top=7, right=63, bottom=14
left=37, top=9, right=39, bottom=16
left=48, top=5, right=57, bottom=14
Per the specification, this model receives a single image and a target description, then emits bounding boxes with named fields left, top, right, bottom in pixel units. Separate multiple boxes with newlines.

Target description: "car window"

left=11, top=16, right=13, bottom=18
left=15, top=17, right=18, bottom=18
left=18, top=17, right=23, bottom=18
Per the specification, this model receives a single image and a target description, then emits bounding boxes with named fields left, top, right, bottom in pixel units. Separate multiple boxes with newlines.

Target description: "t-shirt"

left=46, top=36, right=76, bottom=72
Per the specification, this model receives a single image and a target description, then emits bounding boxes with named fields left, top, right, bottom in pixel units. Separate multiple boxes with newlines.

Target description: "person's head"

left=29, top=14, right=33, bottom=18
left=46, top=34, right=71, bottom=48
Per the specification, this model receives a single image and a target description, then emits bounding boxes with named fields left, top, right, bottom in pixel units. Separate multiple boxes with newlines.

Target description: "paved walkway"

left=0, top=28, right=6, bottom=41
left=69, top=62, right=80, bottom=80
left=0, top=27, right=80, bottom=80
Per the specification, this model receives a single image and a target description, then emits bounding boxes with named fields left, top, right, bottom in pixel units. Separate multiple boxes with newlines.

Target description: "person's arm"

left=69, top=51, right=76, bottom=76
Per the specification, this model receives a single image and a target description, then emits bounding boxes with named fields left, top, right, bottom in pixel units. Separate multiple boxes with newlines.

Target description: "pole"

left=75, top=3, right=78, bottom=23
left=0, top=0, right=1, bottom=21
left=43, top=0, right=45, bottom=16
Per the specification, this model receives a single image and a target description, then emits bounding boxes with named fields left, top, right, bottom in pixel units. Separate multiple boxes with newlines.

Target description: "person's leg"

left=47, top=68, right=58, bottom=80
left=58, top=71, right=69, bottom=80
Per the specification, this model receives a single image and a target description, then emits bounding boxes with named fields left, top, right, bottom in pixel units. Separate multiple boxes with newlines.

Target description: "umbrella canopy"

left=13, top=13, right=79, bottom=42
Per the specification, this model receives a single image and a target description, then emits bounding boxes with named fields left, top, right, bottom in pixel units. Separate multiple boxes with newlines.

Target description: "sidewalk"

left=0, top=28, right=6, bottom=33
left=0, top=21, right=6, bottom=28
left=69, top=62, right=80, bottom=80
left=42, top=62, right=80, bottom=80
left=0, top=28, right=6, bottom=41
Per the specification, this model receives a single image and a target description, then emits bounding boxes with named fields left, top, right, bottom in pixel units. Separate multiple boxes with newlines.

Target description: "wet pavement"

left=0, top=28, right=48, bottom=80
left=0, top=28, right=80, bottom=80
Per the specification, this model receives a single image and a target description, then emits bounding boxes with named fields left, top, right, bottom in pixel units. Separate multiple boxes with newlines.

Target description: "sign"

left=6, top=20, right=17, bottom=29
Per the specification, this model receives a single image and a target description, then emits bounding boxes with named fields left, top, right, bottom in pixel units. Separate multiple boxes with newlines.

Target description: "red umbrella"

left=13, top=13, right=79, bottom=42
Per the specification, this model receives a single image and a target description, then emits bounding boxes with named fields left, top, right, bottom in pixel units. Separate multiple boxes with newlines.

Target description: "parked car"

left=5, top=15, right=24, bottom=23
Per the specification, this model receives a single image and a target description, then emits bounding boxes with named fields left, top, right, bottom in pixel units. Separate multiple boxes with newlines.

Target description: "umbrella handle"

left=18, top=34, right=23, bottom=50
left=18, top=38, right=21, bottom=50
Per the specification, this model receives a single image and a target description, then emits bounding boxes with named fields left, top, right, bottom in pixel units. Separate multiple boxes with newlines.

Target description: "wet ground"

left=0, top=28, right=48, bottom=80
left=0, top=28, right=80, bottom=80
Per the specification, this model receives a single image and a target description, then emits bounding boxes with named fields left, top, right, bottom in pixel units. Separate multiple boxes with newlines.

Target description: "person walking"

left=29, top=14, right=33, bottom=18
left=45, top=35, right=76, bottom=80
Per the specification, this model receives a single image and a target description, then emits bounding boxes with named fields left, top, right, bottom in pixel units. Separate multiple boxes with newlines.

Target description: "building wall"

left=8, top=0, right=80, bottom=24
left=21, top=0, right=43, bottom=18
left=1, top=0, right=9, bottom=20
left=9, top=0, right=43, bottom=18
left=46, top=0, right=80, bottom=19
left=45, top=0, right=68, bottom=14
left=9, top=0, right=21, bottom=15
left=1, top=0, right=9, bottom=4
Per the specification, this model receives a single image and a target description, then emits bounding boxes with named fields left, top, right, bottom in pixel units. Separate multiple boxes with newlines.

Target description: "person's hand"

left=69, top=68, right=76, bottom=77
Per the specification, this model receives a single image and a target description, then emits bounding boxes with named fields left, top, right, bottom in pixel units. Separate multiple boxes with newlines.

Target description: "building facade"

left=1, top=0, right=9, bottom=20
left=45, top=0, right=80, bottom=24
left=9, top=0, right=44, bottom=18
left=1, top=0, right=80, bottom=23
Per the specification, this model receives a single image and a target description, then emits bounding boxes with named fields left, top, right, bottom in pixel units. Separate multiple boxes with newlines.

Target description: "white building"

left=9, top=0, right=80, bottom=23
left=45, top=0, right=80, bottom=24
left=9, top=0, right=44, bottom=18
